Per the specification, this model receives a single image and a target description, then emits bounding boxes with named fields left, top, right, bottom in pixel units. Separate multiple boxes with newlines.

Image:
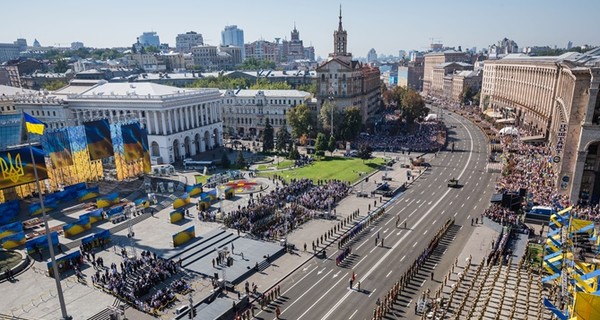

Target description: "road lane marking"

left=423, top=230, right=428, bottom=235
left=368, top=288, right=377, bottom=297
left=407, top=299, right=412, bottom=307
left=349, top=309, right=358, bottom=319
left=386, top=270, right=392, bottom=278
left=432, top=219, right=437, bottom=225
left=320, top=118, right=477, bottom=320
left=401, top=255, right=405, bottom=262
left=413, top=242, right=418, bottom=248
left=454, top=212, right=458, bottom=217
left=287, top=269, right=334, bottom=320
left=421, top=280, right=426, bottom=287
left=370, top=247, right=377, bottom=253
left=318, top=268, right=326, bottom=275
left=333, top=270, right=340, bottom=278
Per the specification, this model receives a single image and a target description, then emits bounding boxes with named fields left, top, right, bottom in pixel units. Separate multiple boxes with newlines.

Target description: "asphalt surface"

left=251, top=111, right=498, bottom=320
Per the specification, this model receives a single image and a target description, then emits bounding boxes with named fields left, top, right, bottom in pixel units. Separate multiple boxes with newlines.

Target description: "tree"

left=319, top=101, right=342, bottom=136
left=297, top=83, right=317, bottom=95
left=357, top=143, right=372, bottom=163
left=288, top=144, right=300, bottom=160
left=236, top=151, right=247, bottom=169
left=250, top=78, right=291, bottom=90
left=220, top=152, right=231, bottom=168
left=314, top=133, right=327, bottom=157
left=472, top=90, right=481, bottom=106
left=262, top=121, right=274, bottom=152
left=276, top=127, right=291, bottom=152
left=400, top=89, right=428, bottom=124
left=287, top=104, right=315, bottom=139
left=338, top=106, right=362, bottom=141
left=42, top=80, right=67, bottom=91
left=327, top=135, right=336, bottom=156
left=53, top=59, right=69, bottom=73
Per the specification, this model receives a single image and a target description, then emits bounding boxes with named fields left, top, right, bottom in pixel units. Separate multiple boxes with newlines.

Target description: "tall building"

left=422, top=50, right=469, bottom=95
left=480, top=49, right=600, bottom=203
left=488, top=37, right=519, bottom=58
left=138, top=32, right=160, bottom=47
left=176, top=31, right=204, bottom=53
left=245, top=40, right=280, bottom=63
left=316, top=6, right=381, bottom=124
left=71, top=42, right=84, bottom=50
left=567, top=41, right=573, bottom=50
left=0, top=39, right=26, bottom=63
left=282, top=24, right=306, bottom=62
left=221, top=25, right=245, bottom=60
left=367, top=48, right=377, bottom=64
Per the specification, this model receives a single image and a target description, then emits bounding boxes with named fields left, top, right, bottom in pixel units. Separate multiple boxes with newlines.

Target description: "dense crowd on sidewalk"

left=298, top=180, right=350, bottom=211
left=90, top=250, right=184, bottom=313
left=355, top=122, right=446, bottom=152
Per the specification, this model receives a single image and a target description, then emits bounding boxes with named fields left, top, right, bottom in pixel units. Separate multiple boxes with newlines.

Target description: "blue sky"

left=2, top=0, right=598, bottom=58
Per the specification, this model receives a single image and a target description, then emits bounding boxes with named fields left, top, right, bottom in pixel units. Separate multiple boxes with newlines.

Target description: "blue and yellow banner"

left=0, top=146, right=48, bottom=190
left=84, top=119, right=114, bottom=161
left=63, top=215, right=91, bottom=237
left=88, top=209, right=104, bottom=224
left=0, top=221, right=23, bottom=240
left=43, top=129, right=73, bottom=168
left=81, top=229, right=110, bottom=245
left=140, top=128, right=151, bottom=173
left=29, top=198, right=58, bottom=216
left=106, top=205, right=125, bottom=217
left=48, top=250, right=82, bottom=277
left=121, top=123, right=144, bottom=163
left=173, top=193, right=190, bottom=210
left=169, top=210, right=184, bottom=224
left=1, top=231, right=26, bottom=249
left=134, top=198, right=150, bottom=209
left=96, top=192, right=120, bottom=209
left=0, top=200, right=20, bottom=225
left=173, top=226, right=195, bottom=247
left=26, top=231, right=59, bottom=253
left=77, top=186, right=100, bottom=202
left=185, top=184, right=203, bottom=197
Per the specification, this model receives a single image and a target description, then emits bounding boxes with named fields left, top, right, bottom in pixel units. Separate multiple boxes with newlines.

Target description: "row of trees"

left=382, top=86, right=428, bottom=124
left=286, top=103, right=363, bottom=142
left=186, top=75, right=315, bottom=95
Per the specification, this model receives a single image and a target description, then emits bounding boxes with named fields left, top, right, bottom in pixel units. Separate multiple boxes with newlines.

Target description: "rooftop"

left=220, top=89, right=311, bottom=98
left=0, top=85, right=36, bottom=97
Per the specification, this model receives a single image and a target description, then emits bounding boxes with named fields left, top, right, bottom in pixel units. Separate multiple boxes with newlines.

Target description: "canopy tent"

left=499, top=126, right=519, bottom=136
left=424, top=114, right=438, bottom=121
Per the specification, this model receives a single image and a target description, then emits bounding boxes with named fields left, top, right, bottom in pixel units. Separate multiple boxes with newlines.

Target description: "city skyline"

left=1, top=0, right=598, bottom=58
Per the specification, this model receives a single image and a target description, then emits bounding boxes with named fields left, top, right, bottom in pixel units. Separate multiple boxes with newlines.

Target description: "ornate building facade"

left=220, top=89, right=311, bottom=139
left=15, top=82, right=223, bottom=164
left=316, top=7, right=381, bottom=124
left=480, top=49, right=600, bottom=203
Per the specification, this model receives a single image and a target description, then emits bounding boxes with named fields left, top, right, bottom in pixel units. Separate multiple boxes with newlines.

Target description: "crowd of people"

left=221, top=178, right=350, bottom=239
left=90, top=250, right=184, bottom=314
left=298, top=180, right=350, bottom=211
left=355, top=122, right=446, bottom=152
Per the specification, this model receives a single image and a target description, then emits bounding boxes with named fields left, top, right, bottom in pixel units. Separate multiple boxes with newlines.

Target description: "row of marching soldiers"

left=235, top=285, right=282, bottom=320
left=371, top=218, right=455, bottom=320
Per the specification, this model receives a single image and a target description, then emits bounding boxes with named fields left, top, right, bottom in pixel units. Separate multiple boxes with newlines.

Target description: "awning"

left=521, top=135, right=545, bottom=143
left=496, top=118, right=515, bottom=124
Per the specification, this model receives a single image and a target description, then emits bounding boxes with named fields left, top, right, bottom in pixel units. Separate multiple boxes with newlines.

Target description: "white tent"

left=499, top=126, right=519, bottom=136
left=424, top=114, right=438, bottom=121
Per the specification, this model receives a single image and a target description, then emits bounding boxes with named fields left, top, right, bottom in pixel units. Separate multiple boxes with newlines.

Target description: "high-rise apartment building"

left=176, top=31, right=204, bottom=53
left=422, top=50, right=469, bottom=95
left=367, top=48, right=377, bottom=64
left=138, top=32, right=160, bottom=47
left=221, top=25, right=245, bottom=60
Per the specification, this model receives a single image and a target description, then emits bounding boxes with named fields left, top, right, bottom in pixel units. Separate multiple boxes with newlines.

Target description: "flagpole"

left=27, top=133, right=71, bottom=320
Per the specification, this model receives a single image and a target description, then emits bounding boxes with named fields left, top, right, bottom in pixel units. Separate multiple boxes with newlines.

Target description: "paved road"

left=252, top=111, right=498, bottom=320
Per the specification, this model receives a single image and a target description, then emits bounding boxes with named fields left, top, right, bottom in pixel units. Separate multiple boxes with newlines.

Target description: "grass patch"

left=525, top=243, right=544, bottom=268
left=194, top=175, right=209, bottom=184
left=256, top=159, right=294, bottom=171
left=258, top=156, right=385, bottom=183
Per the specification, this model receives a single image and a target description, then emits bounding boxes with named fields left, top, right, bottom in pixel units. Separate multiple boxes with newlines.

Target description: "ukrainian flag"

left=23, top=112, right=46, bottom=135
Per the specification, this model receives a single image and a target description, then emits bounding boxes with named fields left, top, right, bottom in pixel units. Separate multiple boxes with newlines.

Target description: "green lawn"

left=526, top=243, right=544, bottom=268
left=256, top=159, right=294, bottom=171
left=258, top=157, right=385, bottom=183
